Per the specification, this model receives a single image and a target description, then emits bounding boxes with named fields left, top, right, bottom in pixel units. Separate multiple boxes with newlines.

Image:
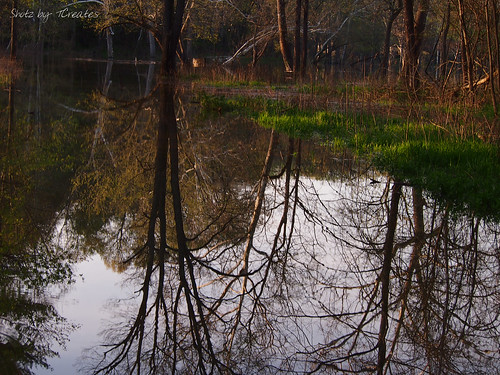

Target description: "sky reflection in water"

left=37, top=255, right=131, bottom=375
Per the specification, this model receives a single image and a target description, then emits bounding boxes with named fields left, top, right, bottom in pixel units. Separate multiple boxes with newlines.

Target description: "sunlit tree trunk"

left=176, top=0, right=195, bottom=66
left=493, top=0, right=500, bottom=95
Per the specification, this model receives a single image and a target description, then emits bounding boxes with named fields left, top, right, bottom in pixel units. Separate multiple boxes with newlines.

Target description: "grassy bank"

left=199, top=93, right=500, bottom=220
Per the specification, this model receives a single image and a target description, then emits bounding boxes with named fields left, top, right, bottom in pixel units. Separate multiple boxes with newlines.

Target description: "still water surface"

left=1, top=57, right=499, bottom=374
left=38, top=256, right=131, bottom=375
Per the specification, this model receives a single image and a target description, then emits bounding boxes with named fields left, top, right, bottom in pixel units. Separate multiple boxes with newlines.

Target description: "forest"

left=1, top=0, right=500, bottom=374
left=3, top=0, right=500, bottom=96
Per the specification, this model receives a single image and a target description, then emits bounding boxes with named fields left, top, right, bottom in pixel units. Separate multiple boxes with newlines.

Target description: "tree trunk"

left=439, top=2, right=451, bottom=82
left=293, top=0, right=302, bottom=77
left=104, top=0, right=113, bottom=59
left=277, top=0, right=292, bottom=72
left=10, top=0, right=17, bottom=60
left=486, top=0, right=498, bottom=115
left=148, top=31, right=156, bottom=58
left=300, top=0, right=309, bottom=78
left=8, top=0, right=16, bottom=152
left=106, top=29, right=113, bottom=59
left=402, top=0, right=430, bottom=90
left=402, top=0, right=416, bottom=88
left=492, top=0, right=500, bottom=93
left=457, top=0, right=474, bottom=92
left=380, top=1, right=403, bottom=81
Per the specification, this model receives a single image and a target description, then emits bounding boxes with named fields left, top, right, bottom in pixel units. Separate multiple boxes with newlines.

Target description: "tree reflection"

left=67, top=30, right=500, bottom=375
left=3, top=55, right=499, bottom=375
left=1, top=58, right=78, bottom=374
left=296, top=179, right=500, bottom=374
left=79, top=79, right=500, bottom=373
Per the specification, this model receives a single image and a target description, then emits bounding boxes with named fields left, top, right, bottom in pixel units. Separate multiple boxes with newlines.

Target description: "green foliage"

left=198, top=93, right=500, bottom=220
left=0, top=113, right=80, bottom=375
left=205, top=79, right=268, bottom=89
left=295, top=83, right=333, bottom=95
left=376, top=141, right=500, bottom=220
left=197, top=92, right=288, bottom=118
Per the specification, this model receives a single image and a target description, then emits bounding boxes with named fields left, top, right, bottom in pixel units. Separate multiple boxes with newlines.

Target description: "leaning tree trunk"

left=103, top=0, right=113, bottom=59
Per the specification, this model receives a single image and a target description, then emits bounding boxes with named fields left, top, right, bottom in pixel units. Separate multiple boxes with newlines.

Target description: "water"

left=38, top=255, right=132, bottom=375
left=1, top=57, right=499, bottom=374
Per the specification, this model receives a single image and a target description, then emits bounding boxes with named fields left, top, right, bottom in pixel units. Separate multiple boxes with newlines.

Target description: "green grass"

left=197, top=79, right=268, bottom=89
left=199, top=93, right=500, bottom=220
left=376, top=141, right=500, bottom=219
left=197, top=92, right=287, bottom=118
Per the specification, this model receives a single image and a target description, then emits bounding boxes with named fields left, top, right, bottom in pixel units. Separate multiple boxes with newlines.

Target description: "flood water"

left=1, top=57, right=500, bottom=374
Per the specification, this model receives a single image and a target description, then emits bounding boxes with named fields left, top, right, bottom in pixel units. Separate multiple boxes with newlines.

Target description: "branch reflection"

left=76, top=80, right=500, bottom=374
